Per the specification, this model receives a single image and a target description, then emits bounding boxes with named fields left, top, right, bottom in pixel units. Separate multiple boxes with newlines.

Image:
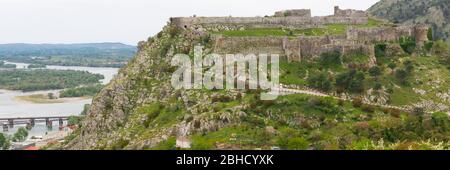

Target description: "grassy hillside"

left=59, top=17, right=450, bottom=150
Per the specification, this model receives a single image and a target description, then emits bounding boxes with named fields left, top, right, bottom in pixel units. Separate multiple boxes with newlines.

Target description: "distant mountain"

left=368, top=0, right=450, bottom=43
left=0, top=43, right=137, bottom=57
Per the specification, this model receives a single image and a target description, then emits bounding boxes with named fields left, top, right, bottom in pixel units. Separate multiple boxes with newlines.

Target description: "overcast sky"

left=0, top=0, right=380, bottom=45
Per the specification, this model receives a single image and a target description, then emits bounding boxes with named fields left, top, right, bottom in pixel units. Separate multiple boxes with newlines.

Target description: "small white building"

left=176, top=136, right=191, bottom=149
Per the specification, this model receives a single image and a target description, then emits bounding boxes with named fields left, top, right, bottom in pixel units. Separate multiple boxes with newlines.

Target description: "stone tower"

left=414, top=24, right=429, bottom=48
left=334, top=6, right=340, bottom=15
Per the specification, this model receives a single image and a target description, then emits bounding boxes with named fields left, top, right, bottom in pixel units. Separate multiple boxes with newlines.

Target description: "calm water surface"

left=0, top=61, right=119, bottom=135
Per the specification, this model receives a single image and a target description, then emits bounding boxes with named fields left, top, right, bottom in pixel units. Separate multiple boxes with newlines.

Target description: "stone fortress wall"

left=171, top=7, right=429, bottom=65
left=170, top=6, right=368, bottom=31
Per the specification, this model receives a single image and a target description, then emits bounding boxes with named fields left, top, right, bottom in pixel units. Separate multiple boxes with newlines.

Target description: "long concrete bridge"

left=0, top=116, right=71, bottom=132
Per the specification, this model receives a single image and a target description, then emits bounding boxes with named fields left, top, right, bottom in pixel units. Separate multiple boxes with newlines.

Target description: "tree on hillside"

left=318, top=51, right=342, bottom=68
left=404, top=60, right=415, bottom=74
left=395, top=69, right=409, bottom=85
left=336, top=69, right=366, bottom=93
left=369, top=66, right=382, bottom=78
left=307, top=72, right=332, bottom=92
left=388, top=63, right=397, bottom=74
left=432, top=40, right=450, bottom=63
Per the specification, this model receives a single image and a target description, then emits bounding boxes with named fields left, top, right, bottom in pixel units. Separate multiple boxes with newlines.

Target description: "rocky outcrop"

left=64, top=24, right=250, bottom=149
left=368, top=0, right=450, bottom=43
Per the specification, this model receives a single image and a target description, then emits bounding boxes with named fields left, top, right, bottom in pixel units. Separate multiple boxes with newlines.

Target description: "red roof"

left=24, top=146, right=39, bottom=150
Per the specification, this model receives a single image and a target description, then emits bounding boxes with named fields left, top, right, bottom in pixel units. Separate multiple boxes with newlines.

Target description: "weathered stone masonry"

left=170, top=6, right=368, bottom=31
left=170, top=7, right=429, bottom=65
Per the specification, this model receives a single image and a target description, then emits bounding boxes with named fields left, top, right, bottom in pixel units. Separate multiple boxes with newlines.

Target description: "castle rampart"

left=334, top=6, right=366, bottom=17
left=347, top=25, right=428, bottom=44
left=170, top=6, right=368, bottom=31
left=210, top=24, right=427, bottom=65
left=274, top=9, right=311, bottom=17
left=173, top=7, right=429, bottom=65
left=171, top=16, right=368, bottom=31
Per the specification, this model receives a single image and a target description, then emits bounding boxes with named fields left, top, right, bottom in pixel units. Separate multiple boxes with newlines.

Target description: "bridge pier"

left=46, top=118, right=52, bottom=129
left=2, top=123, right=8, bottom=132
left=59, top=118, right=64, bottom=131
left=26, top=121, right=33, bottom=130
left=8, top=119, right=14, bottom=128
left=30, top=118, right=35, bottom=127
left=59, top=118, right=64, bottom=126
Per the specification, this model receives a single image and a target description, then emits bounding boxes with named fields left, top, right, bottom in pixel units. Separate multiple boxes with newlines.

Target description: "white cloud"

left=0, top=0, right=380, bottom=45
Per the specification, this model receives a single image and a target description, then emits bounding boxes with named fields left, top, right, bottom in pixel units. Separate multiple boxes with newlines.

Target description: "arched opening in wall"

left=184, top=25, right=187, bottom=29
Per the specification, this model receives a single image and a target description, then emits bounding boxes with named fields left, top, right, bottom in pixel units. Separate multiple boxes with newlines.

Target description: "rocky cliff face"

left=368, top=0, right=450, bottom=43
left=65, top=25, right=246, bottom=149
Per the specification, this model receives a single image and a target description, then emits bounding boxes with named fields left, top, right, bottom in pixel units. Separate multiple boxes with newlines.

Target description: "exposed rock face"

left=64, top=25, right=251, bottom=149
left=368, top=0, right=450, bottom=43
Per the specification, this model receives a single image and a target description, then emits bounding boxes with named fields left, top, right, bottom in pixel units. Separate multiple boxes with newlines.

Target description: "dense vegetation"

left=0, top=43, right=136, bottom=68
left=280, top=37, right=450, bottom=107
left=182, top=94, right=449, bottom=150
left=0, top=69, right=104, bottom=91
left=60, top=84, right=105, bottom=97
left=0, top=127, right=30, bottom=150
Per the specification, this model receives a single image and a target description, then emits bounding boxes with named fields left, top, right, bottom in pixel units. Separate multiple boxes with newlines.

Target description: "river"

left=0, top=61, right=119, bottom=136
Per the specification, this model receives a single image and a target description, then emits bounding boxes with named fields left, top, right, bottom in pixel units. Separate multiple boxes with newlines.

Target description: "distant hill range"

left=0, top=43, right=137, bottom=67
left=0, top=43, right=136, bottom=57
left=368, top=0, right=450, bottom=43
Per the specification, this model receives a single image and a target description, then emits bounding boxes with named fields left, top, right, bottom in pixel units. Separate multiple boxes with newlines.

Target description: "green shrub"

left=368, top=66, right=382, bottom=77
left=286, top=137, right=309, bottom=150
left=111, top=139, right=129, bottom=150
left=361, top=104, right=375, bottom=113
left=335, top=69, right=366, bottom=93
left=191, top=138, right=214, bottom=150
left=168, top=26, right=181, bottom=38
left=12, top=127, right=28, bottom=142
left=318, top=51, right=342, bottom=68
left=395, top=69, right=409, bottom=85
left=67, top=116, right=83, bottom=126
left=352, top=97, right=363, bottom=108
left=424, top=41, right=434, bottom=51
left=431, top=112, right=449, bottom=131
left=307, top=72, right=332, bottom=92
left=138, top=103, right=163, bottom=127
left=0, top=133, right=9, bottom=150
left=375, top=43, right=387, bottom=58
left=152, top=137, right=176, bottom=150
left=427, top=28, right=433, bottom=41
left=373, top=82, right=382, bottom=90
left=399, top=36, right=416, bottom=54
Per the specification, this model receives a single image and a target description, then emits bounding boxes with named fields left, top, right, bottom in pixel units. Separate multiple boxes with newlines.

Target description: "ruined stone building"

left=170, top=7, right=429, bottom=65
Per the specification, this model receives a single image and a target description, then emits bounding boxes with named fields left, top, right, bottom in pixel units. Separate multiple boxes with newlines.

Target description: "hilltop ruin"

left=170, top=6, right=429, bottom=65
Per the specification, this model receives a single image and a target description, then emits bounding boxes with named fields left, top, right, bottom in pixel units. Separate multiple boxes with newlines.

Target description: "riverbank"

left=14, top=93, right=90, bottom=104
left=0, top=62, right=118, bottom=117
